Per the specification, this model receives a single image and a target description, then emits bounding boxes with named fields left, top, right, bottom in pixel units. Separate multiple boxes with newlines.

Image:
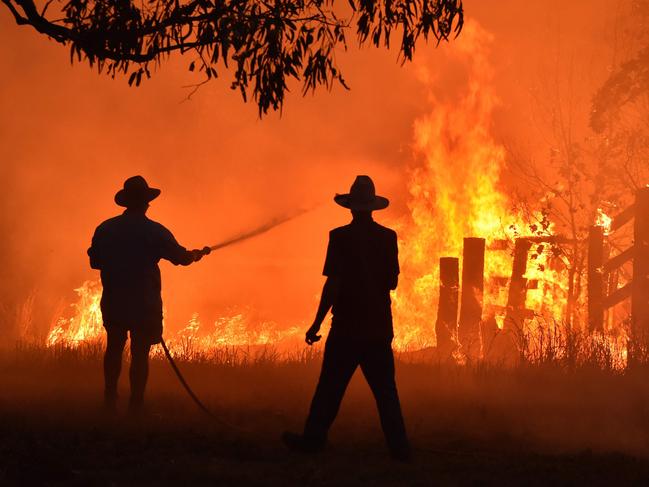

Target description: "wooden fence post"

left=458, top=237, right=485, bottom=359
left=606, top=267, right=619, bottom=330
left=588, top=225, right=605, bottom=332
left=632, top=187, right=649, bottom=343
left=436, top=257, right=459, bottom=359
left=505, top=238, right=532, bottom=331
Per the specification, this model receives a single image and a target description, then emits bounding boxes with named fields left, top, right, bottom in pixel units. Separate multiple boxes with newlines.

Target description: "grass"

left=3, top=340, right=649, bottom=485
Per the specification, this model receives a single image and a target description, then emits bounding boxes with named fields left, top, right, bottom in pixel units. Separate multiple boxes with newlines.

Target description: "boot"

left=281, top=431, right=326, bottom=454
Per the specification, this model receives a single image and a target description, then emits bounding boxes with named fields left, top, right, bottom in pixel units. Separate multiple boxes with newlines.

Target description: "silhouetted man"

left=88, top=176, right=210, bottom=412
left=283, top=175, right=411, bottom=461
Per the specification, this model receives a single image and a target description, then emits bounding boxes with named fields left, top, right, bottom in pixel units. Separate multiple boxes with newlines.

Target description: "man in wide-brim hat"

left=283, top=175, right=411, bottom=461
left=88, top=175, right=211, bottom=413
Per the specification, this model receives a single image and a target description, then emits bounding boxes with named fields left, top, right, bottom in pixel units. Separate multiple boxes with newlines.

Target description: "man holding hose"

left=88, top=175, right=211, bottom=413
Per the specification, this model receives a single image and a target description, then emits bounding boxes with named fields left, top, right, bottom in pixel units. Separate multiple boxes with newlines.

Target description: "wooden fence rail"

left=434, top=187, right=649, bottom=357
left=588, top=187, right=649, bottom=337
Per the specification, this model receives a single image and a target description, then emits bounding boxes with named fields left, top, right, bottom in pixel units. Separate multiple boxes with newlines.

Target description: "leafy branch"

left=2, top=0, right=463, bottom=114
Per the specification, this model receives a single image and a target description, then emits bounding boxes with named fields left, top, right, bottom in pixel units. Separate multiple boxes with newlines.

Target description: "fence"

left=434, top=187, right=649, bottom=359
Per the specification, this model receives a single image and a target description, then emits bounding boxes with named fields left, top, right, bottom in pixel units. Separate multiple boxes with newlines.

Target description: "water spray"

left=161, top=207, right=312, bottom=424
left=208, top=208, right=310, bottom=252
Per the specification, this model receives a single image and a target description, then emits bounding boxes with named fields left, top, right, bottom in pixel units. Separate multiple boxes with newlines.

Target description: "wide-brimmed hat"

left=114, top=175, right=161, bottom=207
left=334, top=175, right=389, bottom=211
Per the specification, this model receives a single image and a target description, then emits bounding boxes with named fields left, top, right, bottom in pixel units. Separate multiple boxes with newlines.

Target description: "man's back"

left=324, top=218, right=399, bottom=340
left=283, top=176, right=410, bottom=461
left=90, top=211, right=175, bottom=271
left=88, top=210, right=193, bottom=327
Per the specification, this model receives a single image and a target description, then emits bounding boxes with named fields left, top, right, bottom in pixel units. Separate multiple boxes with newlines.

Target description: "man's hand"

left=305, top=323, right=322, bottom=346
left=191, top=247, right=212, bottom=262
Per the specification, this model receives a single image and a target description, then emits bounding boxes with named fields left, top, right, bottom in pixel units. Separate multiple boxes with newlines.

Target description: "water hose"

left=160, top=209, right=310, bottom=429
left=160, top=337, right=246, bottom=431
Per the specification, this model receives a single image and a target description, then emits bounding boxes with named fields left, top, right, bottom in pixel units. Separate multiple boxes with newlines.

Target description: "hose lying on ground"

left=160, top=209, right=312, bottom=430
left=160, top=338, right=248, bottom=432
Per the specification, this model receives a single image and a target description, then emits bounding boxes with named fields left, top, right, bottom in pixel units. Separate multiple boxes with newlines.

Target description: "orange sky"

left=0, top=0, right=622, bottom=340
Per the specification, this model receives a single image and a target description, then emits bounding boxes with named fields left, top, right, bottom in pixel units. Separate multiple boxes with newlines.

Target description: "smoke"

left=0, top=0, right=626, bottom=341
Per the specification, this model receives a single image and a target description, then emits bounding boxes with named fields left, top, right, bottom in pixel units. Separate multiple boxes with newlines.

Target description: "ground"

left=2, top=345, right=649, bottom=486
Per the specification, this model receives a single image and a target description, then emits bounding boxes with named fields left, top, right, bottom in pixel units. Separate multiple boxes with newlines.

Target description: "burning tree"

left=387, top=9, right=649, bottom=364
left=389, top=23, right=575, bottom=358
left=1, top=0, right=463, bottom=113
left=505, top=0, right=649, bottom=334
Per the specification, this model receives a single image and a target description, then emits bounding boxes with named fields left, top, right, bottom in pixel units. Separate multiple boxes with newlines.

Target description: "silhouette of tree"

left=591, top=46, right=649, bottom=135
left=586, top=0, right=649, bottom=209
left=2, top=0, right=463, bottom=114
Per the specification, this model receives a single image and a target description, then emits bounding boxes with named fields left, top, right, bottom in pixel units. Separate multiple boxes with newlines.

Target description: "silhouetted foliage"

left=2, top=0, right=463, bottom=114
left=591, top=45, right=649, bottom=133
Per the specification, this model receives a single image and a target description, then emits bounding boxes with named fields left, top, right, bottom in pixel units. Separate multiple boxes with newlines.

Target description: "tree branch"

left=2, top=0, right=463, bottom=114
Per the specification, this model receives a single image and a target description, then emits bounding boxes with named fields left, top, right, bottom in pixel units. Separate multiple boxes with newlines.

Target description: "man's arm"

left=388, top=230, right=400, bottom=290
left=306, top=230, right=341, bottom=345
left=306, top=276, right=340, bottom=345
left=159, top=226, right=211, bottom=266
left=87, top=229, right=102, bottom=270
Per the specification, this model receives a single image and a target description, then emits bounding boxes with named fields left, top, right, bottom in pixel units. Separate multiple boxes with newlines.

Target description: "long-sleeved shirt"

left=88, top=209, right=197, bottom=335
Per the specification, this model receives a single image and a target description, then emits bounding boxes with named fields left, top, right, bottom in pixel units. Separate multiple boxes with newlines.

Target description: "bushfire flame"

left=46, top=281, right=304, bottom=353
left=44, top=22, right=627, bottom=366
left=392, top=23, right=568, bottom=350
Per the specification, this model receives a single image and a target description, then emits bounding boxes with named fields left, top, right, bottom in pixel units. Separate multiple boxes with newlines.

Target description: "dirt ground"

left=3, top=346, right=649, bottom=486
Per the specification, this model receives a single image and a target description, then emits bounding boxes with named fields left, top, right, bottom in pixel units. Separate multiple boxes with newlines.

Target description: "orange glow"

left=595, top=208, right=613, bottom=235
left=47, top=281, right=103, bottom=347
left=46, top=281, right=305, bottom=353
left=46, top=22, right=583, bottom=360
left=19, top=7, right=631, bottom=367
left=391, top=23, right=569, bottom=352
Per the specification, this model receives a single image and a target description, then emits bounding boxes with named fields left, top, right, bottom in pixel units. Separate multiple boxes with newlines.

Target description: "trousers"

left=304, top=334, right=409, bottom=454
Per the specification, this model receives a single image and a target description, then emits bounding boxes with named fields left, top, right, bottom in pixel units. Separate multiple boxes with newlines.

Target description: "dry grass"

left=3, top=336, right=649, bottom=485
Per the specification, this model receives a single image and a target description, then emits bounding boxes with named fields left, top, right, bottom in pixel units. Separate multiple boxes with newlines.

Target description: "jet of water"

left=209, top=208, right=311, bottom=251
